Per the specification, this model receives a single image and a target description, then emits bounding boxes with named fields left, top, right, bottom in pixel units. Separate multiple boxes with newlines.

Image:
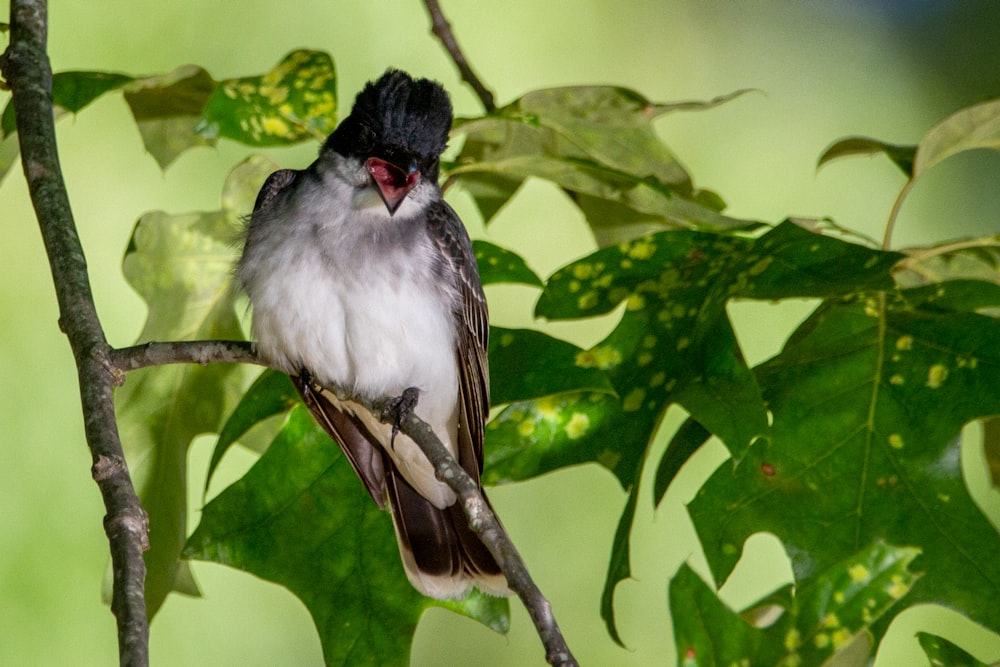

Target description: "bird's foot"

left=382, top=387, right=420, bottom=449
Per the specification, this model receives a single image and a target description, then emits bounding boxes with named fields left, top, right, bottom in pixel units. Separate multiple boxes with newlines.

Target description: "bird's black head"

left=323, top=69, right=453, bottom=182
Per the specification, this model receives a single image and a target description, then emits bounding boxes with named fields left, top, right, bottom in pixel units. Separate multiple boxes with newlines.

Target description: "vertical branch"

left=2, top=2, right=150, bottom=666
left=422, top=0, right=497, bottom=113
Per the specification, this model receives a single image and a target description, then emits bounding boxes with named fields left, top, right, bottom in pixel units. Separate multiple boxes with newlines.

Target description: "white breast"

left=239, top=167, right=462, bottom=506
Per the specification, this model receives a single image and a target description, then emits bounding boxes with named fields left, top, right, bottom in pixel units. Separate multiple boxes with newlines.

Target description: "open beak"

left=366, top=157, right=420, bottom=215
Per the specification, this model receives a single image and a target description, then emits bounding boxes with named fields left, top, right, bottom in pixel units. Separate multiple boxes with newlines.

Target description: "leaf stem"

left=883, top=178, right=914, bottom=249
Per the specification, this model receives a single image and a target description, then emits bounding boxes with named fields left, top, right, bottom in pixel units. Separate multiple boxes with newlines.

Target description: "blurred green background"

left=3, top=1, right=1000, bottom=665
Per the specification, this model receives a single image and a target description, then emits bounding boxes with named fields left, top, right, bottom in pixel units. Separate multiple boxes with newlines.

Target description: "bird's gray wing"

left=425, top=200, right=490, bottom=476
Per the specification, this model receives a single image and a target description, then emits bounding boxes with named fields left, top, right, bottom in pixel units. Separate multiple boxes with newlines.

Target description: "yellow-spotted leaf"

left=197, top=50, right=337, bottom=146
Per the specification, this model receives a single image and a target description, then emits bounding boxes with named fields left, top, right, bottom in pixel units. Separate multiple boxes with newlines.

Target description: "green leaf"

left=984, top=417, right=1000, bottom=489
left=895, top=237, right=1000, bottom=292
left=0, top=70, right=135, bottom=184
left=474, top=240, right=543, bottom=287
left=817, top=136, right=916, bottom=177
left=600, top=481, right=640, bottom=647
left=115, top=156, right=276, bottom=615
left=186, top=405, right=508, bottom=666
left=488, top=327, right=615, bottom=405
left=450, top=153, right=752, bottom=237
left=670, top=542, right=919, bottom=666
left=917, top=632, right=990, bottom=667
left=123, top=65, right=217, bottom=169
left=451, top=85, right=756, bottom=243
left=197, top=50, right=337, bottom=146
left=205, top=369, right=299, bottom=494
left=670, top=564, right=762, bottom=665
left=914, top=98, right=1000, bottom=178
left=653, top=418, right=710, bottom=507
left=2, top=70, right=134, bottom=136
left=491, top=221, right=900, bottom=642
left=689, top=289, right=1000, bottom=642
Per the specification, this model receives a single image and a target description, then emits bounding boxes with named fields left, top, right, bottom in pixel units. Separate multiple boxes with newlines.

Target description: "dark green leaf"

left=984, top=417, right=1000, bottom=489
left=123, top=65, right=217, bottom=169
left=197, top=50, right=337, bottom=146
left=917, top=632, right=989, bottom=667
left=2, top=70, right=134, bottom=137
left=653, top=418, right=710, bottom=507
left=817, top=136, right=916, bottom=177
left=205, top=369, right=299, bottom=494
left=488, top=327, right=614, bottom=405
left=670, top=542, right=919, bottom=666
left=670, top=563, right=762, bottom=665
left=474, top=240, right=542, bottom=287
left=600, top=482, right=640, bottom=647
left=690, top=290, right=1000, bottom=642
left=115, top=157, right=275, bottom=615
left=186, top=406, right=508, bottom=666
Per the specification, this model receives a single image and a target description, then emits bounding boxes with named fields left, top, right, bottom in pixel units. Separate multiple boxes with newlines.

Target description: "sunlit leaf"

left=451, top=85, right=755, bottom=242
left=123, top=65, right=217, bottom=169
left=670, top=542, right=919, bottom=666
left=186, top=405, right=508, bottom=666
left=690, top=287, right=1000, bottom=642
left=197, top=50, right=337, bottom=146
left=817, top=136, right=916, bottom=177
left=914, top=98, right=1000, bottom=178
left=115, top=156, right=275, bottom=615
left=895, top=237, right=1000, bottom=295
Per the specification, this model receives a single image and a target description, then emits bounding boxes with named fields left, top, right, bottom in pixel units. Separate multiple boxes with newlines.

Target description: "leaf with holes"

left=485, top=220, right=900, bottom=641
left=689, top=284, right=1000, bottom=643
left=670, top=542, right=920, bottom=666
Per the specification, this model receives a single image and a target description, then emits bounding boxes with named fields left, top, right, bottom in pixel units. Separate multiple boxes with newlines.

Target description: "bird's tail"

left=384, top=455, right=509, bottom=600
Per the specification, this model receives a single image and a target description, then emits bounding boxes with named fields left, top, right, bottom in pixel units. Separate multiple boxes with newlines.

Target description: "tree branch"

left=110, top=340, right=262, bottom=375
left=111, top=340, right=578, bottom=665
left=422, top=0, right=497, bottom=113
left=367, top=393, right=579, bottom=667
left=2, top=2, right=149, bottom=666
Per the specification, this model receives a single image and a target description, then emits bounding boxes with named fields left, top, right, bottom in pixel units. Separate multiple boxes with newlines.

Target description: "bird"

left=236, top=69, right=508, bottom=600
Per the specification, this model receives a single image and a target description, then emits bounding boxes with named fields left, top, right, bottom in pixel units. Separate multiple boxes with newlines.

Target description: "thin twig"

left=113, top=340, right=579, bottom=665
left=111, top=340, right=261, bottom=375
left=367, top=394, right=579, bottom=667
left=2, top=2, right=149, bottom=665
left=422, top=0, right=497, bottom=113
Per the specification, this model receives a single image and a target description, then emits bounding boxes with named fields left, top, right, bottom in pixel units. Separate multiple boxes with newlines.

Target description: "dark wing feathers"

left=425, top=200, right=490, bottom=474
left=292, top=377, right=388, bottom=509
left=253, top=168, right=299, bottom=213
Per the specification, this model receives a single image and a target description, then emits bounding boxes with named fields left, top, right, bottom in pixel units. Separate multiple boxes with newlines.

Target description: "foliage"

left=9, top=48, right=1000, bottom=665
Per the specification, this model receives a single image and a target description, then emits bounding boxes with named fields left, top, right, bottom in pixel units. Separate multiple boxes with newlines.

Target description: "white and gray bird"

left=237, top=69, right=508, bottom=599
